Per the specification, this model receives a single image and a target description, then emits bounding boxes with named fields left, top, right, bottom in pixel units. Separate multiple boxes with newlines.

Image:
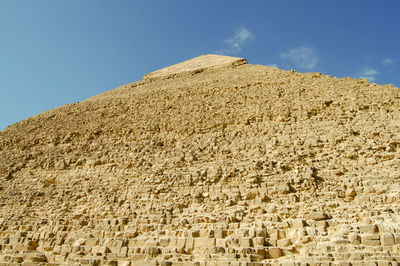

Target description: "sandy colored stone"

left=143, top=54, right=247, bottom=80
left=304, top=212, right=328, bottom=221
left=269, top=247, right=282, bottom=259
left=0, top=54, right=400, bottom=264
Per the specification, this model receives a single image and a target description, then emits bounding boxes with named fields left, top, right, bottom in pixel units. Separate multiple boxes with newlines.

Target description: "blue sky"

left=1, top=1, right=399, bottom=130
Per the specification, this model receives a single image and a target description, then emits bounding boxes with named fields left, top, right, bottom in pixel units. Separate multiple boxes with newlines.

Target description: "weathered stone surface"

left=143, top=54, right=247, bottom=80
left=381, top=233, right=395, bottom=246
left=269, top=247, right=282, bottom=259
left=0, top=54, right=400, bottom=264
left=305, top=212, right=328, bottom=221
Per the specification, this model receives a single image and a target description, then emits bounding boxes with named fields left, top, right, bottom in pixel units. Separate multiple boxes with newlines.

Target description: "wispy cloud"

left=268, top=63, right=278, bottom=68
left=280, top=46, right=319, bottom=70
left=381, top=58, right=395, bottom=66
left=216, top=26, right=254, bottom=55
left=358, top=66, right=380, bottom=81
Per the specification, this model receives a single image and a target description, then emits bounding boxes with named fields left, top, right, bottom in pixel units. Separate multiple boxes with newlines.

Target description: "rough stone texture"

left=143, top=54, right=248, bottom=81
left=0, top=54, right=400, bottom=265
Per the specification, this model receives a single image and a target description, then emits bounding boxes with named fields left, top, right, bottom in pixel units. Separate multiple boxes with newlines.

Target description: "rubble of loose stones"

left=0, top=55, right=400, bottom=265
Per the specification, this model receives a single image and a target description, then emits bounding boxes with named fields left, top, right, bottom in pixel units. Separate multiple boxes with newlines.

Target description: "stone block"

left=255, top=247, right=267, bottom=258
left=268, top=229, right=278, bottom=240
left=277, top=238, right=292, bottom=247
left=278, top=230, right=286, bottom=239
left=291, top=219, right=305, bottom=229
left=349, top=252, right=364, bottom=260
left=269, top=247, right=282, bottom=259
left=267, top=239, right=277, bottom=246
left=381, top=233, right=395, bottom=246
left=185, top=237, right=194, bottom=251
left=363, top=234, right=380, bottom=240
left=253, top=237, right=265, bottom=247
left=176, top=238, right=186, bottom=250
left=349, top=234, right=361, bottom=245
left=194, top=238, right=215, bottom=249
left=360, top=224, right=378, bottom=234
left=85, top=238, right=98, bottom=247
left=214, top=229, right=226, bottom=238
left=395, top=233, right=400, bottom=244
left=361, top=239, right=380, bottom=246
left=315, top=221, right=327, bottom=228
left=304, top=212, right=327, bottom=221
left=240, top=238, right=253, bottom=248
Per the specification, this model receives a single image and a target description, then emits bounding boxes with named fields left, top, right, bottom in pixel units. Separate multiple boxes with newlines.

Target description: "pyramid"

left=1, top=55, right=400, bottom=265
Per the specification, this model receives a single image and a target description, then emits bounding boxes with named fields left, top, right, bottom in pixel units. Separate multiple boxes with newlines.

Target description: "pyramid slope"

left=143, top=54, right=247, bottom=80
left=1, top=57, right=400, bottom=264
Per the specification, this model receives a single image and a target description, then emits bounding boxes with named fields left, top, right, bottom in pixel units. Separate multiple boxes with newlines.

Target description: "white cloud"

left=268, top=63, right=278, bottom=68
left=381, top=58, right=395, bottom=66
left=216, top=26, right=254, bottom=55
left=280, top=46, right=319, bottom=70
left=358, top=66, right=380, bottom=81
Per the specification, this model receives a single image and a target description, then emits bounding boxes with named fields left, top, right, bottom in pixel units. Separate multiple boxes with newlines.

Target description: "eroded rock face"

left=0, top=55, right=400, bottom=265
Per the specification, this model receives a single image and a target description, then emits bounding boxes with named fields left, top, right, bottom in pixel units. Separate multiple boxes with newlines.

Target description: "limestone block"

left=304, top=212, right=328, bottom=221
left=24, top=254, right=48, bottom=263
left=253, top=237, right=265, bottom=247
left=194, top=238, right=215, bottom=249
left=381, top=233, right=395, bottom=246
left=291, top=219, right=305, bottom=229
left=315, top=221, right=327, bottom=228
left=360, top=224, right=379, bottom=234
left=120, top=246, right=128, bottom=256
left=213, top=229, right=226, bottom=238
left=239, top=238, right=253, bottom=248
left=176, top=238, right=186, bottom=250
left=255, top=247, right=267, bottom=259
left=185, top=237, right=194, bottom=251
left=269, top=247, right=282, bottom=259
left=144, top=240, right=159, bottom=248
left=268, top=229, right=278, bottom=240
left=349, top=252, right=364, bottom=260
left=128, top=238, right=146, bottom=248
left=330, top=233, right=349, bottom=245
left=277, top=238, right=292, bottom=247
left=117, top=261, right=131, bottom=266
left=362, top=234, right=380, bottom=240
left=395, top=233, right=400, bottom=244
left=361, top=234, right=381, bottom=246
left=278, top=230, right=286, bottom=240
left=349, top=234, right=361, bottom=245
left=85, top=238, right=98, bottom=247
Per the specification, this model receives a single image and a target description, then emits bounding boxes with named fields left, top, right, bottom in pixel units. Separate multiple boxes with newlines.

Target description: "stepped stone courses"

left=0, top=54, right=400, bottom=265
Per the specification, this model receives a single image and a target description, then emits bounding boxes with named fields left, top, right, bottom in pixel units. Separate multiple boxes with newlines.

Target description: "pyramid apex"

left=143, top=54, right=247, bottom=80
